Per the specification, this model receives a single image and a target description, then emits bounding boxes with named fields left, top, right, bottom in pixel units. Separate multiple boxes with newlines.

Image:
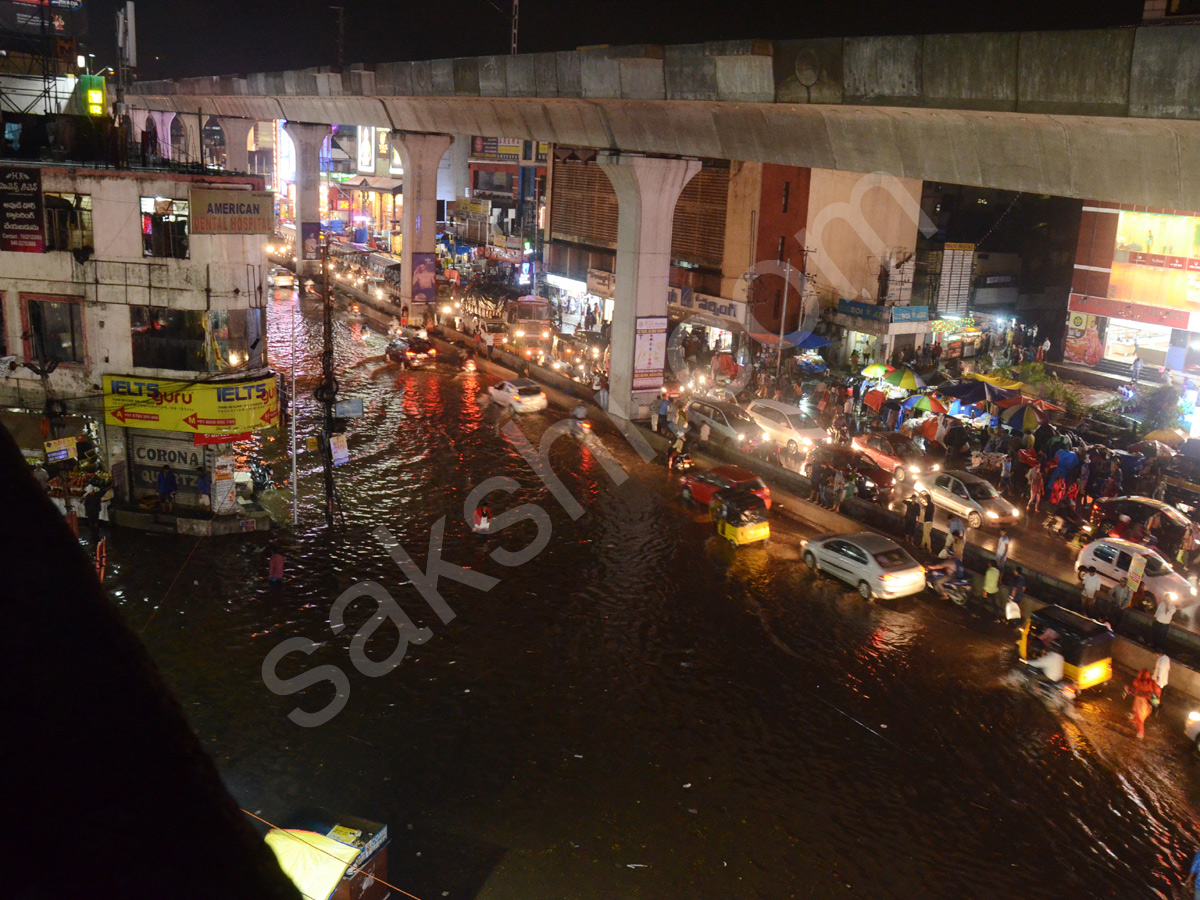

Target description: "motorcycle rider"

left=929, top=549, right=966, bottom=595
left=472, top=503, right=492, bottom=534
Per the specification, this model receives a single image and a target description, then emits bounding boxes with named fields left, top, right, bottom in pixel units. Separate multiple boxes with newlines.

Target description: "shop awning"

left=340, top=176, right=403, bottom=193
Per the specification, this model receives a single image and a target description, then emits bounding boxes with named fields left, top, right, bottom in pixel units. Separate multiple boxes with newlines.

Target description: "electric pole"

left=319, top=237, right=336, bottom=526
left=330, top=5, right=345, bottom=69
left=511, top=0, right=519, bottom=55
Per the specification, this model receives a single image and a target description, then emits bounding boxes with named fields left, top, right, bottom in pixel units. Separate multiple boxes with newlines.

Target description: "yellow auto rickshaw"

left=710, top=487, right=770, bottom=546
left=1018, top=604, right=1113, bottom=691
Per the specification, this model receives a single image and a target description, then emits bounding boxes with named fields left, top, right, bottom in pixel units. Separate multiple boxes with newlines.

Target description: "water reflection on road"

left=98, top=297, right=1200, bottom=900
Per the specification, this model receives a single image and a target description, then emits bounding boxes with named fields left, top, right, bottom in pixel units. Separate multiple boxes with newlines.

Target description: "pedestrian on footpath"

left=920, top=500, right=935, bottom=552
left=903, top=495, right=920, bottom=544
left=32, top=462, right=49, bottom=493
left=948, top=514, right=966, bottom=557
left=157, top=464, right=177, bottom=514
left=1027, top=464, right=1044, bottom=513
left=1154, top=653, right=1170, bottom=701
left=1009, top=566, right=1027, bottom=617
left=1153, top=595, right=1176, bottom=652
left=657, top=395, right=670, bottom=435
left=999, top=454, right=1013, bottom=496
left=1108, top=579, right=1132, bottom=629
left=195, top=466, right=211, bottom=514
left=995, top=528, right=1011, bottom=572
left=982, top=560, right=1001, bottom=614
left=1080, top=566, right=1102, bottom=616
left=699, top=420, right=710, bottom=449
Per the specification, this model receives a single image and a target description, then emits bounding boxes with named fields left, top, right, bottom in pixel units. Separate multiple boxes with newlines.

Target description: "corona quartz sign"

left=103, top=375, right=280, bottom=435
left=190, top=189, right=276, bottom=235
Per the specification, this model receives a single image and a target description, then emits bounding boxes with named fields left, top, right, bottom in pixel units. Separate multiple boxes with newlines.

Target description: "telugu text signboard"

left=103, top=374, right=280, bottom=435
left=0, top=165, right=44, bottom=252
left=190, top=189, right=276, bottom=234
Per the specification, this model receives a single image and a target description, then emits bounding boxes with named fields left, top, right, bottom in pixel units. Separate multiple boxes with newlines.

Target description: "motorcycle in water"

left=929, top=570, right=972, bottom=606
left=570, top=418, right=593, bottom=439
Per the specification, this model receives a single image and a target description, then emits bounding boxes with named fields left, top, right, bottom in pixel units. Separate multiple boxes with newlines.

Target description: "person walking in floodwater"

left=1126, top=668, right=1161, bottom=740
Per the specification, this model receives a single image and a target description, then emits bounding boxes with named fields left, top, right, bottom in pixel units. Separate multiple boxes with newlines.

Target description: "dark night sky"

left=84, top=0, right=1146, bottom=79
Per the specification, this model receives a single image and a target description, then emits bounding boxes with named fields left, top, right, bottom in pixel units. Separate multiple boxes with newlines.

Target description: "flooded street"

left=100, top=295, right=1200, bottom=899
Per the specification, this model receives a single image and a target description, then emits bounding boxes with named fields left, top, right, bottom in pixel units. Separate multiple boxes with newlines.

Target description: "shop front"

left=1065, top=294, right=1193, bottom=371
left=830, top=300, right=932, bottom=364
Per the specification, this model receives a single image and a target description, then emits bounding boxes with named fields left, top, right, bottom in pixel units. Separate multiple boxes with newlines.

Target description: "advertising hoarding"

left=103, top=374, right=280, bottom=435
left=0, top=165, right=43, bottom=252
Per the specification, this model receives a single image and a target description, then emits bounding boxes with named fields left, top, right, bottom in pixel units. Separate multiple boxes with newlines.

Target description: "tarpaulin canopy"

left=993, top=395, right=1063, bottom=412
left=966, top=372, right=1025, bottom=391
left=863, top=389, right=887, bottom=412
left=747, top=330, right=832, bottom=350
left=265, top=829, right=361, bottom=900
left=937, top=380, right=1018, bottom=404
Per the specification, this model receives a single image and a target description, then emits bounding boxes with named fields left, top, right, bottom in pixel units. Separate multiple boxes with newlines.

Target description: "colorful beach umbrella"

left=903, top=393, right=948, bottom=414
left=861, top=363, right=893, bottom=378
left=1144, top=428, right=1188, bottom=447
left=1000, top=403, right=1049, bottom=432
left=882, top=368, right=926, bottom=390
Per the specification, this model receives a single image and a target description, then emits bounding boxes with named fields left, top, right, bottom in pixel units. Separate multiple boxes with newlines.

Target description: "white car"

left=802, top=532, right=926, bottom=600
left=1075, top=538, right=1197, bottom=611
left=489, top=378, right=547, bottom=413
left=746, top=399, right=827, bottom=453
left=269, top=266, right=295, bottom=288
left=913, top=470, right=1020, bottom=529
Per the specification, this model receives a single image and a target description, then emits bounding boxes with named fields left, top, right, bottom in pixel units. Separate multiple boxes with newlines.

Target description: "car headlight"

left=1168, top=591, right=1179, bottom=601
left=762, top=432, right=770, bottom=442
left=1011, top=508, right=1021, bottom=517
left=1192, top=586, right=1198, bottom=596
left=986, top=511, right=999, bottom=519
left=864, top=480, right=875, bottom=488
left=931, top=464, right=941, bottom=471
left=799, top=437, right=812, bottom=446
left=909, top=466, right=921, bottom=473
left=1190, top=711, right=1200, bottom=723
left=912, top=482, right=925, bottom=492
left=737, top=433, right=745, bottom=442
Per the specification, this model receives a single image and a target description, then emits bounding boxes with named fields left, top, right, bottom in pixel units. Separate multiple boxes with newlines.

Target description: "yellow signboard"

left=103, top=374, right=280, bottom=435
left=44, top=437, right=77, bottom=462
left=190, top=189, right=277, bottom=235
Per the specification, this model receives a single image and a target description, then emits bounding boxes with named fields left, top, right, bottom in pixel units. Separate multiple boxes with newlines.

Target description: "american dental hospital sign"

left=190, top=189, right=276, bottom=235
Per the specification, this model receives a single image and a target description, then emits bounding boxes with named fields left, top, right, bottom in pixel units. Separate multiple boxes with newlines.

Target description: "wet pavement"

left=99, top=294, right=1200, bottom=899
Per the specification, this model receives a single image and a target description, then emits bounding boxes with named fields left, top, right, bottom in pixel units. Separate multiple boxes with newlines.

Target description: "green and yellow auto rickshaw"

left=1018, top=604, right=1113, bottom=691
left=710, top=487, right=770, bottom=547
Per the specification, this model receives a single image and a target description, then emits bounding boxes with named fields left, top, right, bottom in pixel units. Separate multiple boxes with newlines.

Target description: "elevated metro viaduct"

left=127, top=24, right=1200, bottom=420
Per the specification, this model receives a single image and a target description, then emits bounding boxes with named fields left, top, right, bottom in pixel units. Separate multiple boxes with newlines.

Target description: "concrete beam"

left=129, top=93, right=1200, bottom=209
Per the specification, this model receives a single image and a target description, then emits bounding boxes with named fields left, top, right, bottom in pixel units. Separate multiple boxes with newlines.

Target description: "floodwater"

left=99, top=293, right=1200, bottom=899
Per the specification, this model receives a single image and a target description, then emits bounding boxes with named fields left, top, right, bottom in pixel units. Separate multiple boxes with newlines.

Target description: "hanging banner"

left=0, top=165, right=44, bottom=252
left=190, top=189, right=276, bottom=234
left=633, top=316, right=668, bottom=391
left=103, top=374, right=280, bottom=435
